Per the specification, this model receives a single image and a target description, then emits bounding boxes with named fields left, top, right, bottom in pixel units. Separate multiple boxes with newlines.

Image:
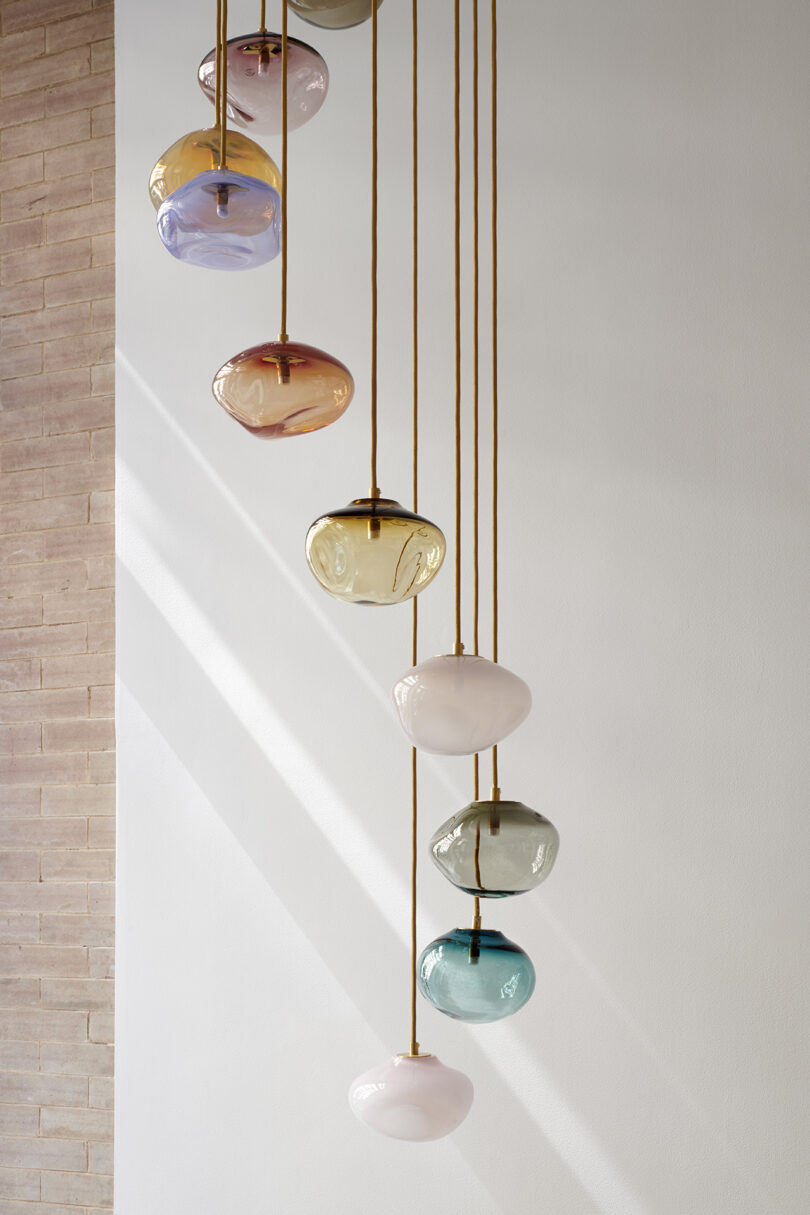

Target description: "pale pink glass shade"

left=198, top=32, right=328, bottom=135
left=349, top=1054, right=473, bottom=1141
left=392, top=653, right=532, bottom=755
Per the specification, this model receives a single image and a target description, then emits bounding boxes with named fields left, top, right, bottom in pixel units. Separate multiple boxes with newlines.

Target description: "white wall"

left=115, top=2, right=810, bottom=1212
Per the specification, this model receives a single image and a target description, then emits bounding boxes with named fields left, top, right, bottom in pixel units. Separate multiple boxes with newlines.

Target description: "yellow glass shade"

left=148, top=127, right=281, bottom=211
left=306, top=497, right=446, bottom=605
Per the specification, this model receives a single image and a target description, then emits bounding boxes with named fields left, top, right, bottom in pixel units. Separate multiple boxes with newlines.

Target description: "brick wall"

left=0, top=0, right=114, bottom=1210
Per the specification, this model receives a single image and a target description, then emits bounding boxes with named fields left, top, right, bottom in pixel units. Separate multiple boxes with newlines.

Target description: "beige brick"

left=0, top=788, right=39, bottom=817
left=86, top=883, right=111, bottom=914
left=3, top=366, right=91, bottom=411
left=0, top=27, right=45, bottom=69
left=0, top=819, right=85, bottom=849
left=0, top=723, right=41, bottom=753
left=42, top=1169, right=112, bottom=1208
left=0, top=92, right=44, bottom=129
left=45, top=199, right=112, bottom=245
left=0, top=343, right=42, bottom=377
left=0, top=217, right=42, bottom=254
left=0, top=753, right=87, bottom=786
left=0, top=1102, right=39, bottom=1133
left=0, top=915, right=39, bottom=945
left=0, top=278, right=43, bottom=315
left=0, top=660, right=40, bottom=693
left=90, top=230, right=112, bottom=267
left=88, top=489, right=111, bottom=524
left=86, top=621, right=112, bottom=653
left=0, top=1007, right=86, bottom=1043
left=2, top=560, right=87, bottom=596
left=43, top=588, right=112, bottom=625
left=88, top=428, right=112, bottom=460
left=0, top=688, right=87, bottom=722
left=0, top=238, right=90, bottom=286
left=41, top=1040, right=112, bottom=1077
left=1, top=175, right=92, bottom=225
left=85, top=553, right=112, bottom=589
left=0, top=600, right=41, bottom=629
left=88, top=687, right=112, bottom=719
left=89, top=361, right=112, bottom=395
left=2, top=46, right=89, bottom=99
left=0, top=1136, right=86, bottom=1172
left=0, top=1071, right=87, bottom=1106
left=43, top=458, right=112, bottom=497
left=45, top=135, right=113, bottom=181
left=44, top=264, right=113, bottom=307
left=88, top=1141, right=112, bottom=1174
left=0, top=1166, right=39, bottom=1201
left=91, top=102, right=114, bottom=139
left=43, top=329, right=113, bottom=371
left=41, top=850, right=112, bottom=882
left=0, top=945, right=87, bottom=978
left=0, top=432, right=89, bottom=472
left=91, top=165, right=114, bottom=203
left=42, top=719, right=112, bottom=752
left=0, top=407, right=41, bottom=444
left=45, top=394, right=113, bottom=434
left=87, top=1014, right=111, bottom=1046
left=0, top=534, right=45, bottom=565
left=41, top=914, right=113, bottom=947
left=0, top=494, right=87, bottom=535
left=2, top=0, right=91, bottom=35
left=87, top=750, right=112, bottom=782
left=0, top=1202, right=84, bottom=1215
left=90, top=38, right=113, bottom=74
left=0, top=976, right=40, bottom=1005
left=1, top=112, right=90, bottom=161
left=1, top=300, right=90, bottom=347
left=0, top=884, right=85, bottom=914
left=45, top=6, right=114, bottom=53
left=88, top=947, right=112, bottom=980
left=44, top=523, right=111, bottom=561
left=0, top=154, right=43, bottom=195
left=47, top=71, right=113, bottom=117
left=41, top=977, right=112, bottom=1011
left=0, top=854, right=38, bottom=882
left=40, top=652, right=110, bottom=689
left=90, top=297, right=113, bottom=332
left=41, top=1105, right=110, bottom=1140
left=42, top=783, right=111, bottom=817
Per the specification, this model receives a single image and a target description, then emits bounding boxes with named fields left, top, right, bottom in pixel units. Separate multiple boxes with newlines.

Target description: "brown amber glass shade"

left=306, top=498, right=446, bottom=605
left=212, top=340, right=354, bottom=438
left=289, top=0, right=383, bottom=30
left=148, top=128, right=281, bottom=211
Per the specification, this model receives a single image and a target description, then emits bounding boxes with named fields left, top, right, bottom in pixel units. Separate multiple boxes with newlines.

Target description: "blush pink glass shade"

left=348, top=1054, right=473, bottom=1141
left=392, top=653, right=532, bottom=755
left=198, top=31, right=328, bottom=135
left=212, top=341, right=354, bottom=438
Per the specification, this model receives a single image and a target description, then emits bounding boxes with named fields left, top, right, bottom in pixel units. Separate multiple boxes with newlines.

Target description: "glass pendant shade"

left=198, top=32, right=328, bottom=135
left=306, top=498, right=446, bottom=605
left=392, top=653, right=531, bottom=755
left=289, top=0, right=383, bottom=31
left=212, top=340, right=354, bottom=438
left=418, top=928, right=535, bottom=1023
left=348, top=1053, right=473, bottom=1141
left=148, top=127, right=281, bottom=211
left=430, top=799, right=560, bottom=897
left=156, top=169, right=281, bottom=270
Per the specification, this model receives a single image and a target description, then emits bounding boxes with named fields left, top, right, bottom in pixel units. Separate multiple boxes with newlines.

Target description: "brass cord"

left=453, top=0, right=462, bottom=654
left=490, top=0, right=499, bottom=792
left=472, top=0, right=480, bottom=660
left=259, top=0, right=266, bottom=32
left=214, top=0, right=222, bottom=133
left=279, top=0, right=289, bottom=342
left=370, top=0, right=379, bottom=495
left=409, top=0, right=419, bottom=1060
left=218, top=0, right=229, bottom=169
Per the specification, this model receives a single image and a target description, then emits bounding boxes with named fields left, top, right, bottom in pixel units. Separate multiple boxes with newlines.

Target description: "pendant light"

left=417, top=927, right=535, bottom=1023
left=305, top=0, right=445, bottom=605
left=156, top=0, right=282, bottom=270
left=149, top=128, right=280, bottom=212
left=430, top=796, right=559, bottom=897
left=290, top=0, right=382, bottom=31
left=213, top=0, right=354, bottom=439
left=198, top=1, right=328, bottom=135
left=349, top=2, right=473, bottom=1140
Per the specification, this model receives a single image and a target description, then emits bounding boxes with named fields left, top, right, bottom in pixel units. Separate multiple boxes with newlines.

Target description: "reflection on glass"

left=418, top=928, right=536, bottom=1023
left=156, top=169, right=280, bottom=270
left=289, top=0, right=383, bottom=30
left=430, top=799, right=560, bottom=897
left=148, top=127, right=281, bottom=211
left=198, top=32, right=328, bottom=135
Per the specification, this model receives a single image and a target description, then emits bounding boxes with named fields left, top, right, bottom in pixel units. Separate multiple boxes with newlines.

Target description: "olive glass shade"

left=430, top=799, right=560, bottom=898
left=212, top=340, right=354, bottom=438
left=306, top=498, right=446, bottom=605
left=148, top=127, right=281, bottom=211
left=392, top=653, right=531, bottom=755
left=156, top=169, right=280, bottom=270
left=198, top=32, right=328, bottom=135
left=290, top=0, right=383, bottom=31
left=418, top=928, right=535, bottom=1023
left=349, top=1053, right=473, bottom=1141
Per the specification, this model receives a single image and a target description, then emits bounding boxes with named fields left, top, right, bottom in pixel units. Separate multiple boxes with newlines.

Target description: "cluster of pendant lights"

left=151, top=0, right=559, bottom=1143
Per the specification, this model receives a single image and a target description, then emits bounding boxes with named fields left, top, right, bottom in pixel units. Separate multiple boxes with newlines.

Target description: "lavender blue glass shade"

left=198, top=31, right=328, bottom=135
left=156, top=169, right=281, bottom=270
left=418, top=929, right=536, bottom=1023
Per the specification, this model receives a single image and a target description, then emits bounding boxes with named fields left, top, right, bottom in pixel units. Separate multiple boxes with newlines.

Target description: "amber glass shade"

left=306, top=498, right=445, bottom=605
left=289, top=0, right=383, bottom=30
left=198, top=32, right=328, bottom=135
left=148, top=127, right=281, bottom=211
left=212, top=340, right=354, bottom=438
left=430, top=800, right=560, bottom=898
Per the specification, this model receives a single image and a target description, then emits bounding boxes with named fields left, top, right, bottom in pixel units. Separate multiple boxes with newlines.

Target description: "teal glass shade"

left=430, top=799, right=559, bottom=897
left=418, top=928, right=535, bottom=1023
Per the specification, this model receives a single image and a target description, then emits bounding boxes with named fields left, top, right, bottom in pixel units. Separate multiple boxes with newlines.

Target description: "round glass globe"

left=306, top=497, right=445, bottom=605
left=198, top=31, right=328, bottom=135
left=148, top=127, right=281, bottom=211
left=430, top=799, right=559, bottom=897
left=349, top=1053, right=473, bottom=1141
left=418, top=928, right=535, bottom=1023
left=392, top=653, right=531, bottom=755
left=156, top=169, right=280, bottom=270
left=290, top=0, right=383, bottom=31
left=212, top=340, right=354, bottom=438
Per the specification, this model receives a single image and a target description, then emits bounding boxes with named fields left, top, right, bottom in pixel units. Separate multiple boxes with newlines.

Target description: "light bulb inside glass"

left=306, top=497, right=445, bottom=605
left=198, top=31, right=328, bottom=134
left=348, top=1053, right=473, bottom=1141
left=290, top=0, right=383, bottom=30
left=430, top=798, right=559, bottom=897
left=392, top=653, right=531, bottom=754
left=148, top=127, right=281, bottom=211
left=418, top=928, right=535, bottom=1022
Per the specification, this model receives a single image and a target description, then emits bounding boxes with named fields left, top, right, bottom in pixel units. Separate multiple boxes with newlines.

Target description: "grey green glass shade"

left=305, top=498, right=446, bottom=605
left=148, top=127, right=281, bottom=211
left=418, top=929, right=535, bottom=1023
left=212, top=340, right=354, bottom=438
left=198, top=31, right=328, bottom=135
left=289, top=0, right=383, bottom=30
left=430, top=799, right=559, bottom=898
left=156, top=169, right=280, bottom=270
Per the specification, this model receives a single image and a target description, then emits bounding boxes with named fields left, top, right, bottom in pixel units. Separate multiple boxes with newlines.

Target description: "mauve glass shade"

left=418, top=928, right=535, bottom=1023
left=290, top=0, right=383, bottom=30
left=306, top=498, right=446, bottom=605
left=392, top=653, right=531, bottom=755
left=198, top=31, right=328, bottom=135
left=430, top=799, right=560, bottom=898
left=148, top=127, right=280, bottom=210
left=212, top=340, right=354, bottom=438
left=156, top=169, right=280, bottom=270
left=349, top=1054, right=473, bottom=1141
